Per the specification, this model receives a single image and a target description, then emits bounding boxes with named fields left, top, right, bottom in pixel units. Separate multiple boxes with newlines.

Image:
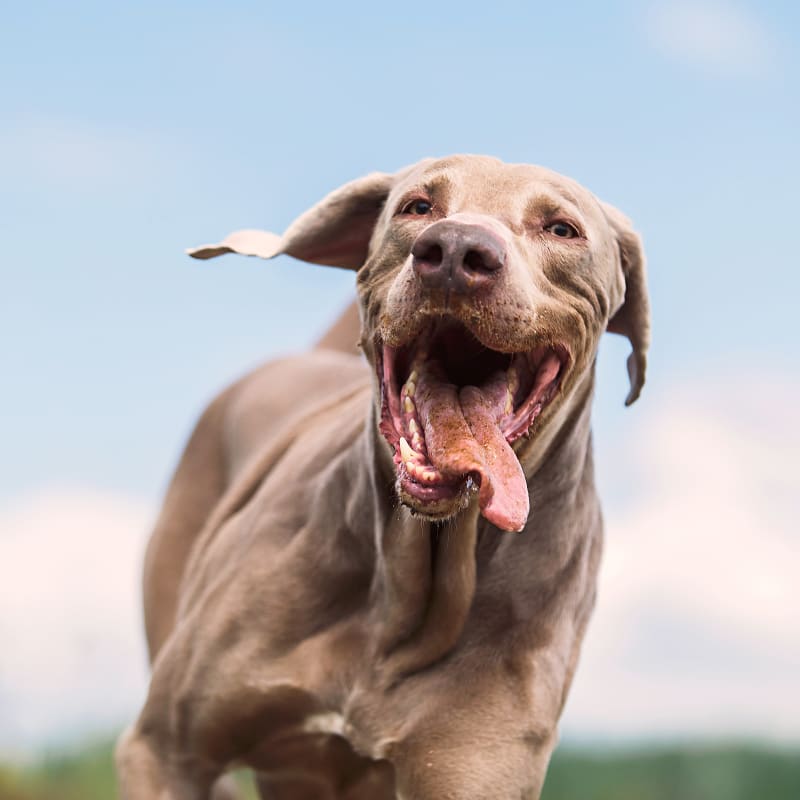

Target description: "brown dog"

left=116, top=155, right=649, bottom=799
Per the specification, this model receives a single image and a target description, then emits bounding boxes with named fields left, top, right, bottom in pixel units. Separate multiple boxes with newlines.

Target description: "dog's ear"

left=188, top=171, right=395, bottom=270
left=601, top=202, right=651, bottom=406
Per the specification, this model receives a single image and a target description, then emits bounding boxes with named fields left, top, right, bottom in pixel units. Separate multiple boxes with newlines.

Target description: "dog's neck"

left=349, top=368, right=599, bottom=682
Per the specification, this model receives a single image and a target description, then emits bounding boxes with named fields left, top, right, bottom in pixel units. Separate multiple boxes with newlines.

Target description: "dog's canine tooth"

left=403, top=396, right=415, bottom=414
left=408, top=369, right=419, bottom=384
left=399, top=437, right=419, bottom=463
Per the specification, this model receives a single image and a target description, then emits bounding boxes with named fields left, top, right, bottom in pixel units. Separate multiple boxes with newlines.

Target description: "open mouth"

left=377, top=319, right=566, bottom=532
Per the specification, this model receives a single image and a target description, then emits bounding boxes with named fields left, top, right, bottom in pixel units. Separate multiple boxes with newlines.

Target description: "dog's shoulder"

left=217, top=350, right=370, bottom=481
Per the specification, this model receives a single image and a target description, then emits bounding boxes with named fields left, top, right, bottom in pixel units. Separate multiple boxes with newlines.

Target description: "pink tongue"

left=414, top=369, right=529, bottom=532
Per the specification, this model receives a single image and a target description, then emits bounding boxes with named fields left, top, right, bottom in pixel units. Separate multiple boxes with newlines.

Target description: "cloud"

left=563, top=369, right=800, bottom=741
left=0, top=487, right=152, bottom=757
left=644, top=1, right=776, bottom=78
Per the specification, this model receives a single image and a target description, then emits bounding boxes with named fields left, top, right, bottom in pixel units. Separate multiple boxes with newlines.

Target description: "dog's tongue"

left=414, top=368, right=529, bottom=532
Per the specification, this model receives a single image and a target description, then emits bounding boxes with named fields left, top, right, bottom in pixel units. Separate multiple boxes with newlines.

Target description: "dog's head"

left=190, top=155, right=649, bottom=532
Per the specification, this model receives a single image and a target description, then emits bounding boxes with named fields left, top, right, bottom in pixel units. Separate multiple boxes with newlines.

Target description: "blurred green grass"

left=1, top=739, right=797, bottom=799
left=543, top=744, right=800, bottom=800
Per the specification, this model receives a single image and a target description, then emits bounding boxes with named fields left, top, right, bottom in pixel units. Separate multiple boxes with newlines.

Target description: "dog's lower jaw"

left=396, top=475, right=475, bottom=522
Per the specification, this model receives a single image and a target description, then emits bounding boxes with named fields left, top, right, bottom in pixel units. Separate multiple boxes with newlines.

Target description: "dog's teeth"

left=411, top=433, right=425, bottom=453
left=505, top=364, right=521, bottom=415
left=408, top=369, right=419, bottom=384
left=408, top=419, right=420, bottom=435
left=404, top=380, right=416, bottom=398
left=399, top=437, right=419, bottom=463
left=403, top=396, right=415, bottom=414
left=507, top=367, right=519, bottom=392
left=408, top=461, right=424, bottom=478
left=422, top=470, right=437, bottom=482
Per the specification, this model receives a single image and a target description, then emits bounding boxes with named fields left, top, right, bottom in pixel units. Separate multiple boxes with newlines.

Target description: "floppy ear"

left=601, top=203, right=651, bottom=406
left=188, top=171, right=395, bottom=270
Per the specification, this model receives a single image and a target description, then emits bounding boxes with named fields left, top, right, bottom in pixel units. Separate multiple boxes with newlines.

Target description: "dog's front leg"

left=366, top=641, right=573, bottom=799
left=117, top=605, right=331, bottom=800
left=116, top=725, right=246, bottom=800
left=115, top=725, right=215, bottom=800
left=114, top=629, right=233, bottom=800
left=388, top=734, right=555, bottom=800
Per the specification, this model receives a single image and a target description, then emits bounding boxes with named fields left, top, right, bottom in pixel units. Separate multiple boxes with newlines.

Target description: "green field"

left=2, top=739, right=797, bottom=800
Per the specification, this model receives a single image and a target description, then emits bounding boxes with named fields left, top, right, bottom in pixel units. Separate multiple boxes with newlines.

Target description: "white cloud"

left=563, top=369, right=800, bottom=742
left=645, top=1, right=776, bottom=78
left=0, top=487, right=152, bottom=757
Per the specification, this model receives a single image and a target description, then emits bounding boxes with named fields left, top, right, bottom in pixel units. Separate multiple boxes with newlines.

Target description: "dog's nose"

left=411, top=221, right=506, bottom=294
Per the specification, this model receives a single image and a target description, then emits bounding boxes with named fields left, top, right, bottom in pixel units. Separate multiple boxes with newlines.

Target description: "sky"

left=1, top=0, right=798, bottom=756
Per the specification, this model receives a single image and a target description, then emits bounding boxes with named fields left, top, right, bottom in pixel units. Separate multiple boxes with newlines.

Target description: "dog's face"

left=358, top=155, right=643, bottom=530
left=189, top=155, right=649, bottom=532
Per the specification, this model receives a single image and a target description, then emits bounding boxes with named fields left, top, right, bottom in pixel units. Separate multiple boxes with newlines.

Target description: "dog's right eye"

left=399, top=199, right=433, bottom=216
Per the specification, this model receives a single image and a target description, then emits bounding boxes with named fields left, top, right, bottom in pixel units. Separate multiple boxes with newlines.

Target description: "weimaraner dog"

left=116, top=155, right=649, bottom=799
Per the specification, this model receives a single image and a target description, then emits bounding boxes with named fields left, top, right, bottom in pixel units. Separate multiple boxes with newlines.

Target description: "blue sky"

left=1, top=1, right=798, bottom=753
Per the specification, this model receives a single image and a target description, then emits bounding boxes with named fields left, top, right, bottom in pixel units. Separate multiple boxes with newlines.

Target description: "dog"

left=116, top=154, right=649, bottom=799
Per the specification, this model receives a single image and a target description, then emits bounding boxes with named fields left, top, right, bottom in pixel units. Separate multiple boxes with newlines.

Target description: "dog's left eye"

left=545, top=221, right=580, bottom=239
left=400, top=199, right=433, bottom=216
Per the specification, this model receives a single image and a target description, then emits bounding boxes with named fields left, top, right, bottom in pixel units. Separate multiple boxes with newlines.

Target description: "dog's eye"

left=400, top=199, right=433, bottom=216
left=545, top=221, right=580, bottom=239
